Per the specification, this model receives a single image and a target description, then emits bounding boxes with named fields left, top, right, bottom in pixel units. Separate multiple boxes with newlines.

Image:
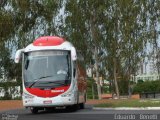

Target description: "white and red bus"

left=15, top=36, right=87, bottom=113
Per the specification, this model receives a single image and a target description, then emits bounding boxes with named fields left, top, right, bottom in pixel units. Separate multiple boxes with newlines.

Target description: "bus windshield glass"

left=23, top=50, right=71, bottom=88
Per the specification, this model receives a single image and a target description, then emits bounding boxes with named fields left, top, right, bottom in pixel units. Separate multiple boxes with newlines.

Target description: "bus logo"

left=51, top=89, right=64, bottom=93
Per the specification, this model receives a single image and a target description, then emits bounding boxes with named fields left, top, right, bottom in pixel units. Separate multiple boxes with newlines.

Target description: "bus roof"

left=24, top=36, right=74, bottom=52
left=33, top=36, right=65, bottom=46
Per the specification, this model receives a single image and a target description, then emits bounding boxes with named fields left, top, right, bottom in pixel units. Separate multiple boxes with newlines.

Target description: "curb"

left=93, top=107, right=160, bottom=110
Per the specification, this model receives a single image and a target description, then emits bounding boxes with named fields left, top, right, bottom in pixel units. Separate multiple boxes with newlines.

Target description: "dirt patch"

left=86, top=99, right=113, bottom=105
left=0, top=100, right=23, bottom=111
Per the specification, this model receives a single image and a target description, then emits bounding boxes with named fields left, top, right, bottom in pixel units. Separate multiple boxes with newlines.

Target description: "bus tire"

left=30, top=107, right=38, bottom=114
left=45, top=107, right=55, bottom=112
left=79, top=103, right=85, bottom=109
left=66, top=104, right=78, bottom=112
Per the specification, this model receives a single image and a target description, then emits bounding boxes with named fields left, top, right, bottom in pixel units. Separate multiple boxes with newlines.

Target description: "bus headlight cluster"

left=23, top=92, right=35, bottom=99
left=61, top=90, right=73, bottom=97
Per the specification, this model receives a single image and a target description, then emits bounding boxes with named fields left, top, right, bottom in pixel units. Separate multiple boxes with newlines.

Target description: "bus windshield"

left=23, top=50, right=71, bottom=88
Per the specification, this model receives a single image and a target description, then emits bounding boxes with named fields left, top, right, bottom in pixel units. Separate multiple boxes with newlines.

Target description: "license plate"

left=43, top=100, right=52, bottom=104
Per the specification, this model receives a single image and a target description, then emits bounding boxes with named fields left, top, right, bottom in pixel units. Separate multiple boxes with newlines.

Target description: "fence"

left=140, top=92, right=160, bottom=99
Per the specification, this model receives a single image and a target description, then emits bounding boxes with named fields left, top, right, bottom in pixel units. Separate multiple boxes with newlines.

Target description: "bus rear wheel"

left=79, top=103, right=85, bottom=109
left=30, top=107, right=38, bottom=114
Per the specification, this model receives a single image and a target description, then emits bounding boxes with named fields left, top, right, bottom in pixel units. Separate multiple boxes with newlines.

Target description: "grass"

left=94, top=99, right=160, bottom=108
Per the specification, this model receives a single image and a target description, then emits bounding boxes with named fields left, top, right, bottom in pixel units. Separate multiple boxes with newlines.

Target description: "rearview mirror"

left=15, top=49, right=24, bottom=63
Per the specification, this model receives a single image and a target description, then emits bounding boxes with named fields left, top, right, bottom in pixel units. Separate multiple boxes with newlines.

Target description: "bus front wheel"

left=30, top=107, right=38, bottom=114
left=66, top=104, right=78, bottom=112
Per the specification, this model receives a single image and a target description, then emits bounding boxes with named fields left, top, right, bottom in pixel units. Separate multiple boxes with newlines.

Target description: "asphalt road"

left=0, top=105, right=160, bottom=120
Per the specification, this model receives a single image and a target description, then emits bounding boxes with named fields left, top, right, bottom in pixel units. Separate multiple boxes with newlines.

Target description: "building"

left=134, top=73, right=160, bottom=83
left=135, top=50, right=160, bottom=82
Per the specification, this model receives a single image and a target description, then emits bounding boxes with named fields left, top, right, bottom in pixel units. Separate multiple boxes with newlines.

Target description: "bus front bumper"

left=23, top=95, right=77, bottom=107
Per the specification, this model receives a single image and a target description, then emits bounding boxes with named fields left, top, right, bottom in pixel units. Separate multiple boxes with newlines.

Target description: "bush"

left=13, top=96, right=22, bottom=100
left=133, top=80, right=160, bottom=94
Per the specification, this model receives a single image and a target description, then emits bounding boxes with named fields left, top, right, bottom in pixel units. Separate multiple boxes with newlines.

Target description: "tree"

left=63, top=0, right=111, bottom=99
left=0, top=0, right=61, bottom=99
left=62, top=0, right=160, bottom=99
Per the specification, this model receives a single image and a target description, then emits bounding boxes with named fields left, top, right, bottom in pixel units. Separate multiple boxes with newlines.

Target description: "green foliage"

left=0, top=0, right=61, bottom=91
left=0, top=82, right=21, bottom=100
left=0, top=0, right=160, bottom=100
left=137, top=79, right=144, bottom=84
left=118, top=79, right=129, bottom=95
left=101, top=85, right=110, bottom=94
left=64, top=0, right=160, bottom=98
left=12, top=96, right=22, bottom=100
left=133, top=80, right=160, bottom=93
left=0, top=95, right=22, bottom=100
left=87, top=78, right=98, bottom=99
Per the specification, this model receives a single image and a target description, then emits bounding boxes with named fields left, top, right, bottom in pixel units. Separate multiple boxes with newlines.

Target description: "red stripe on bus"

left=26, top=85, right=70, bottom=98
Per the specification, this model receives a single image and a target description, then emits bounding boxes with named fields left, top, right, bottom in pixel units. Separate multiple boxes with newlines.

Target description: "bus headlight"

left=23, top=92, right=35, bottom=99
left=61, top=91, right=73, bottom=97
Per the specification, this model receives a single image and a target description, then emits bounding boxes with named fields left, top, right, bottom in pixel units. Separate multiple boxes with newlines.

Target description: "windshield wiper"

left=28, top=75, right=53, bottom=88
left=42, top=80, right=70, bottom=86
